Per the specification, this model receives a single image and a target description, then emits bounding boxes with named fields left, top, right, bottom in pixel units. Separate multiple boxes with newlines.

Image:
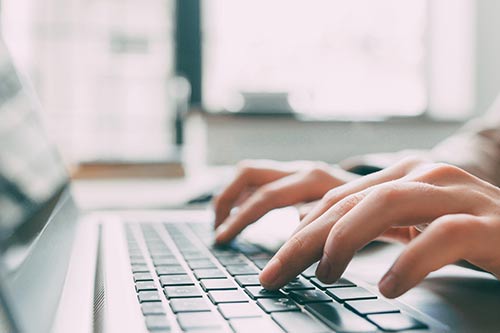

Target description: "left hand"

left=259, top=158, right=500, bottom=298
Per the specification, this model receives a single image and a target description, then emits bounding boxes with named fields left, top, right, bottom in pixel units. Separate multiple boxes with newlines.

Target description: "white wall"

left=475, top=0, right=500, bottom=114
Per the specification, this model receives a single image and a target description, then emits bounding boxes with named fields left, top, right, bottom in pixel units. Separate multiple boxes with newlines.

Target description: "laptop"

left=1, top=37, right=499, bottom=333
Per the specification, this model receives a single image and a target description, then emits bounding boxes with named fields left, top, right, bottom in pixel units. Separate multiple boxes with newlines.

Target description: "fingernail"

left=260, top=258, right=282, bottom=289
left=316, top=258, right=332, bottom=282
left=379, top=271, right=399, bottom=298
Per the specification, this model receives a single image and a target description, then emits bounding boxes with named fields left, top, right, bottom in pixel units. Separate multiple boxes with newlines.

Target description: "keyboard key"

left=231, top=241, right=264, bottom=256
left=201, top=278, right=238, bottom=291
left=272, top=311, right=330, bottom=333
left=218, top=255, right=248, bottom=266
left=130, top=258, right=146, bottom=265
left=230, top=317, right=284, bottom=333
left=138, top=291, right=161, bottom=303
left=163, top=286, right=202, bottom=298
left=311, top=277, right=356, bottom=289
left=252, top=258, right=270, bottom=269
left=218, top=302, right=264, bottom=319
left=188, top=258, right=217, bottom=269
left=170, top=298, right=211, bottom=313
left=288, top=289, right=331, bottom=304
left=131, top=264, right=149, bottom=273
left=235, top=275, right=261, bottom=287
left=177, top=312, right=223, bottom=330
left=208, top=290, right=250, bottom=304
left=183, top=252, right=208, bottom=260
left=135, top=281, right=157, bottom=291
left=134, top=273, right=153, bottom=282
left=156, top=265, right=186, bottom=276
left=151, top=254, right=175, bottom=260
left=346, top=299, right=400, bottom=315
left=247, top=252, right=273, bottom=260
left=245, top=286, right=286, bottom=299
left=152, top=257, right=180, bottom=266
left=306, top=302, right=377, bottom=333
left=283, top=277, right=315, bottom=291
left=141, top=302, right=165, bottom=315
left=145, top=314, right=170, bottom=331
left=226, top=264, right=259, bottom=276
left=159, top=274, right=194, bottom=287
left=257, top=298, right=300, bottom=313
left=301, top=262, right=319, bottom=278
left=367, top=313, right=428, bottom=331
left=326, top=287, right=377, bottom=302
left=194, top=268, right=226, bottom=279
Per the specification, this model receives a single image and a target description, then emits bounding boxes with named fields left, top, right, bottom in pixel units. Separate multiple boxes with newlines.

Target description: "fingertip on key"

left=259, top=258, right=283, bottom=290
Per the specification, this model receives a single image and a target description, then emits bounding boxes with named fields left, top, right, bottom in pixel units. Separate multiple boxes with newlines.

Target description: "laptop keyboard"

left=125, top=222, right=429, bottom=332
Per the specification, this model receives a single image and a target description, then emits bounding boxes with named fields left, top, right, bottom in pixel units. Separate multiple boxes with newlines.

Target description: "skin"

left=214, top=159, right=359, bottom=243
left=214, top=157, right=500, bottom=299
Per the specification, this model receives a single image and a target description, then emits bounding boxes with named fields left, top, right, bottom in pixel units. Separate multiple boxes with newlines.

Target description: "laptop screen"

left=0, top=38, right=68, bottom=272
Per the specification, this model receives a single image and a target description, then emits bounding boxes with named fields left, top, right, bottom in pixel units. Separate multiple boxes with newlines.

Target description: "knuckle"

left=433, top=216, right=471, bottom=240
left=286, top=234, right=306, bottom=254
left=425, top=163, right=467, bottom=180
left=334, top=193, right=364, bottom=215
left=370, top=183, right=402, bottom=204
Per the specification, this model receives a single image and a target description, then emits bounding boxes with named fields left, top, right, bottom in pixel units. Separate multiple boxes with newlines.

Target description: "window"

left=1, top=0, right=176, bottom=161
left=202, top=0, right=475, bottom=119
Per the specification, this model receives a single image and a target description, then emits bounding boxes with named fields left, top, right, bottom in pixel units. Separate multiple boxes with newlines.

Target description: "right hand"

left=213, top=159, right=359, bottom=244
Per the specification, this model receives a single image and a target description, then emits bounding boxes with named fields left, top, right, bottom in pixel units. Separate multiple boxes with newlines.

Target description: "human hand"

left=259, top=157, right=500, bottom=298
left=213, top=160, right=359, bottom=244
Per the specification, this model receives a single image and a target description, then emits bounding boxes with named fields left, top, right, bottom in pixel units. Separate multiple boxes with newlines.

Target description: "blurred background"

left=1, top=0, right=499, bottom=167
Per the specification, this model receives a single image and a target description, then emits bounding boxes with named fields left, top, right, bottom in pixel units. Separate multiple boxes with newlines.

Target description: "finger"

left=298, top=201, right=319, bottom=219
left=214, top=164, right=292, bottom=228
left=316, top=182, right=465, bottom=283
left=378, top=214, right=479, bottom=298
left=295, top=157, right=427, bottom=236
left=259, top=191, right=367, bottom=289
left=376, top=227, right=419, bottom=244
left=215, top=170, right=338, bottom=244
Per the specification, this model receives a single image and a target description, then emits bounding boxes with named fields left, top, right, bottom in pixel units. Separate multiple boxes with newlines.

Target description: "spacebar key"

left=306, top=302, right=378, bottom=333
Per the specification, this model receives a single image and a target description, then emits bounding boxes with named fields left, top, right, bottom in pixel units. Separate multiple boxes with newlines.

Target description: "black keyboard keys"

left=346, top=299, right=399, bottom=315
left=367, top=313, right=428, bottom=331
left=311, top=277, right=356, bottom=289
left=208, top=290, right=250, bottom=304
left=235, top=275, right=261, bottom=287
left=138, top=291, right=162, bottom=303
left=326, top=287, right=377, bottom=302
left=170, top=298, right=211, bottom=313
left=218, top=303, right=263, bottom=319
left=159, top=274, right=194, bottom=287
left=289, top=289, right=331, bottom=304
left=283, top=277, right=315, bottom=291
left=258, top=298, right=300, bottom=313
left=163, top=286, right=202, bottom=299
left=201, top=278, right=238, bottom=291
left=306, top=302, right=378, bottom=333
left=272, top=311, right=330, bottom=333
left=245, top=287, right=286, bottom=299
left=145, top=315, right=171, bottom=331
